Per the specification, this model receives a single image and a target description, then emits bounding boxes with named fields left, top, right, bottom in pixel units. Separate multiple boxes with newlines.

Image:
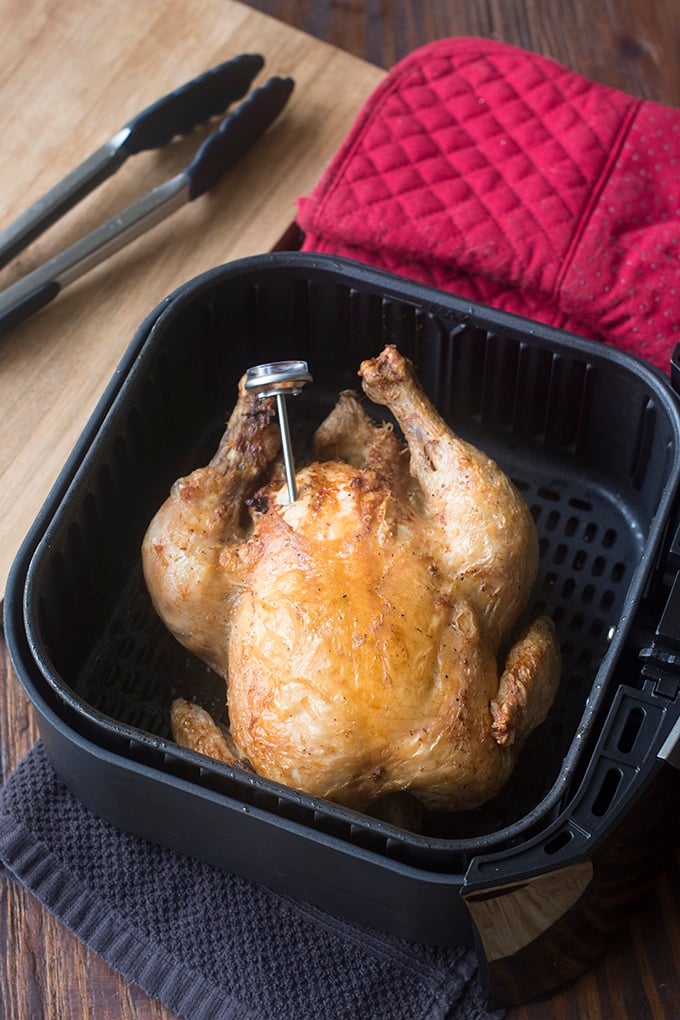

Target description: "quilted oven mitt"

left=297, top=37, right=680, bottom=371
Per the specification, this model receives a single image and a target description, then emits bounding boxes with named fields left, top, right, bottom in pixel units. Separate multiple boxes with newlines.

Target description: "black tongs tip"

left=187, top=74, right=295, bottom=200
left=123, top=52, right=267, bottom=154
left=0, top=54, right=296, bottom=335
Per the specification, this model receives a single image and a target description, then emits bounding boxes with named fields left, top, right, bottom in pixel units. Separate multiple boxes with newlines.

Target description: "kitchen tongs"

left=0, top=54, right=294, bottom=334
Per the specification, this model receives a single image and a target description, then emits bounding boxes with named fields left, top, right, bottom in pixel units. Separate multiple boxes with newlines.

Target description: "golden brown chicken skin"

left=142, top=345, right=560, bottom=813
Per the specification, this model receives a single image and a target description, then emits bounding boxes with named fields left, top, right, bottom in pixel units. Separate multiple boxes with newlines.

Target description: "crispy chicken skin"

left=142, top=345, right=560, bottom=813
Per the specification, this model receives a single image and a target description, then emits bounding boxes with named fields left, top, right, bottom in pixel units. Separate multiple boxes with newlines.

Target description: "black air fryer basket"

left=5, top=253, right=680, bottom=1007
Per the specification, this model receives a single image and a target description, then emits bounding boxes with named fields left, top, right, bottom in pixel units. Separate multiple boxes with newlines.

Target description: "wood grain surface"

left=2, top=1, right=680, bottom=1018
left=0, top=0, right=383, bottom=598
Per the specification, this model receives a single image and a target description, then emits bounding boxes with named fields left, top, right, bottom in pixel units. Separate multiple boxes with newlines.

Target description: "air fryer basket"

left=6, top=253, right=680, bottom=1003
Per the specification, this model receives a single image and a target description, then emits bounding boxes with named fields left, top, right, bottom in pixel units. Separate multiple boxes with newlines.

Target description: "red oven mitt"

left=297, top=37, right=680, bottom=371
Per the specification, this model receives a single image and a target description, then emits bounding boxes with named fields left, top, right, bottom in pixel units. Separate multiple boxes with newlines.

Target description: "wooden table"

left=1, top=1, right=679, bottom=1017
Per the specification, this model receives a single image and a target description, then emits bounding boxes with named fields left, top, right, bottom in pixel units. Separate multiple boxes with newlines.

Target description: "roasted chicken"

left=142, top=345, right=560, bottom=814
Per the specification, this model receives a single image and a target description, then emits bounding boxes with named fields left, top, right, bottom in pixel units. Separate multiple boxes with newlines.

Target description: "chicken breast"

left=142, top=345, right=560, bottom=813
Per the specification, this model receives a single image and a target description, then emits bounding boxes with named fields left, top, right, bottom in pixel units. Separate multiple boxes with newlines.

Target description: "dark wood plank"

left=246, top=0, right=680, bottom=103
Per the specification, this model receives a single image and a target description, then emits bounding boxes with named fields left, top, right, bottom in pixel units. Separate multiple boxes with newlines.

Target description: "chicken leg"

left=359, top=345, right=538, bottom=651
left=142, top=378, right=280, bottom=674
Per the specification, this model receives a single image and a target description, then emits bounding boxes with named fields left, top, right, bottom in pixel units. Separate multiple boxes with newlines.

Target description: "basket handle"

left=463, top=675, right=679, bottom=1006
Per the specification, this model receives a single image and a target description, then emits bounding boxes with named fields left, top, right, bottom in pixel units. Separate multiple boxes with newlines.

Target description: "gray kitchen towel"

left=0, top=741, right=503, bottom=1020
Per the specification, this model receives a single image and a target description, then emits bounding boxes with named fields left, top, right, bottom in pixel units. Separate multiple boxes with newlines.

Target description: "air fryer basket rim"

left=15, top=251, right=680, bottom=860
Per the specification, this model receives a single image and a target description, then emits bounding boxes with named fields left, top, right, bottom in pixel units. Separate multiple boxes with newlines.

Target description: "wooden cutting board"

left=0, top=0, right=383, bottom=597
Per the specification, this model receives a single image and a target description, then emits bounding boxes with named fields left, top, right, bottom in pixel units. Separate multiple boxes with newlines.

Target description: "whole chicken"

left=142, top=345, right=560, bottom=814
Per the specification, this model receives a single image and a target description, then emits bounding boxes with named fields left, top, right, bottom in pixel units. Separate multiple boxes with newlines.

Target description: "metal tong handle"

left=0, top=75, right=294, bottom=336
left=0, top=54, right=264, bottom=270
